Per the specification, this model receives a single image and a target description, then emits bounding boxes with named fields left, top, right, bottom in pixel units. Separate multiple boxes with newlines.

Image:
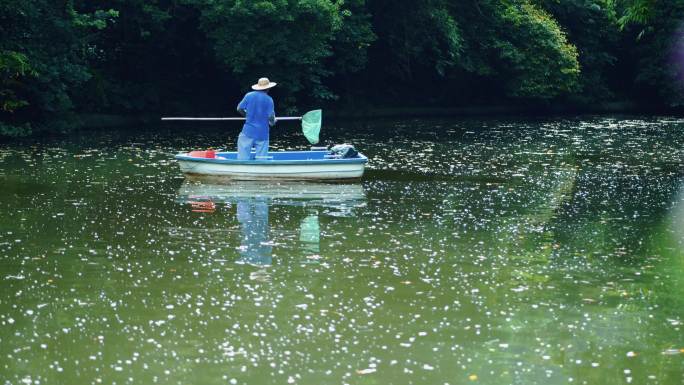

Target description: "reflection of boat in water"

left=176, top=180, right=366, bottom=213
left=175, top=181, right=366, bottom=267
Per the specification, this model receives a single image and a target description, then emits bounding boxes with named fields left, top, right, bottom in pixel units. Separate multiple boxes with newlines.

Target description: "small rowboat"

left=175, top=150, right=368, bottom=181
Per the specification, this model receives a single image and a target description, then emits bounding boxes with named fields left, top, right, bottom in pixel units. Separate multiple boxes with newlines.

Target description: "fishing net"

left=301, top=109, right=322, bottom=144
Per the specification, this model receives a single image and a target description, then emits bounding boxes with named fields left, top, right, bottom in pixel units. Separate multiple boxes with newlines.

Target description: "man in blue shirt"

left=236, top=77, right=277, bottom=160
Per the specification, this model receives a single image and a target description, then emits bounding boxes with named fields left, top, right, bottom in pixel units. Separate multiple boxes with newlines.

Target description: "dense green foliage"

left=0, top=1, right=116, bottom=136
left=618, top=0, right=684, bottom=106
left=454, top=0, right=581, bottom=99
left=542, top=0, right=618, bottom=102
left=1, top=0, right=683, bottom=137
left=193, top=0, right=357, bottom=104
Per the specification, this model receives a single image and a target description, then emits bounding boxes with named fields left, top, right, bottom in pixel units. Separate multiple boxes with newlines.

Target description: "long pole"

left=161, top=117, right=302, bottom=121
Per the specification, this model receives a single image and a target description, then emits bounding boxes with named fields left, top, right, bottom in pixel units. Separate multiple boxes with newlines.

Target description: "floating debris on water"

left=0, top=117, right=683, bottom=384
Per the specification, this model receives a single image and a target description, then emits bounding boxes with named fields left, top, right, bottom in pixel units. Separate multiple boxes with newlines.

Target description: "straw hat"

left=252, top=77, right=277, bottom=90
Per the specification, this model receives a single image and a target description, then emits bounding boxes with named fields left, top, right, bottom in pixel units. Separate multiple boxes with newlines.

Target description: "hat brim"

left=252, top=82, right=277, bottom=90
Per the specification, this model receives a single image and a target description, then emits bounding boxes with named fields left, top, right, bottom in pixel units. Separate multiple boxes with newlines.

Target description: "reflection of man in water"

left=236, top=197, right=272, bottom=266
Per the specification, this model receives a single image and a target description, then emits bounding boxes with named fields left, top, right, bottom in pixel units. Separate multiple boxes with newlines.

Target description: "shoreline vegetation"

left=2, top=1, right=684, bottom=137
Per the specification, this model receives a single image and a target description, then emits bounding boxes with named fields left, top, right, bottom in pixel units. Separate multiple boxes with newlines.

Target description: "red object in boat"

left=188, top=150, right=216, bottom=158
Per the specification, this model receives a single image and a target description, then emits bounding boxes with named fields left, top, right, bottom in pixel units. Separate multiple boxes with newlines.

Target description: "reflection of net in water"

left=299, top=214, right=321, bottom=257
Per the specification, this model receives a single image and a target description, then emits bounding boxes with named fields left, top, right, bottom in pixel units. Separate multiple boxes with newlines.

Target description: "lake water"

left=0, top=116, right=683, bottom=385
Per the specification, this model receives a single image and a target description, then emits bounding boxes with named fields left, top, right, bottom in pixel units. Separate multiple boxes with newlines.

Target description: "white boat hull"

left=179, top=160, right=365, bottom=180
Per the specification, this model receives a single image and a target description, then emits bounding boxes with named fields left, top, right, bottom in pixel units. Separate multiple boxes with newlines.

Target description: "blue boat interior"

left=176, top=150, right=368, bottom=164
left=215, top=150, right=334, bottom=161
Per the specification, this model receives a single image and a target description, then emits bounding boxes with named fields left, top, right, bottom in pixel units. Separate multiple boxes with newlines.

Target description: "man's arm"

left=237, top=94, right=248, bottom=117
left=268, top=98, right=275, bottom=126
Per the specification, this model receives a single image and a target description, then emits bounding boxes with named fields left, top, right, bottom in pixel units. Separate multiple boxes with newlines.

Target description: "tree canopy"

left=1, top=0, right=683, bottom=137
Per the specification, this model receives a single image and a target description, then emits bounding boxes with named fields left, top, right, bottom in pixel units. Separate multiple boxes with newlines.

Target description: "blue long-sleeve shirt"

left=237, top=91, right=275, bottom=140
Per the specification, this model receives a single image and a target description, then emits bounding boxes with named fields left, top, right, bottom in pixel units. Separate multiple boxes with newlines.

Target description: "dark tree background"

left=1, top=0, right=682, bottom=137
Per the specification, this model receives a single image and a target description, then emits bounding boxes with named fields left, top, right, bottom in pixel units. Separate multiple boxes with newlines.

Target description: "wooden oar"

left=161, top=109, right=322, bottom=144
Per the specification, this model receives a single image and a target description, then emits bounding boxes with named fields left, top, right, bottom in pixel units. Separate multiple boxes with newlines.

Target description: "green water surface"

left=0, top=116, right=683, bottom=385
